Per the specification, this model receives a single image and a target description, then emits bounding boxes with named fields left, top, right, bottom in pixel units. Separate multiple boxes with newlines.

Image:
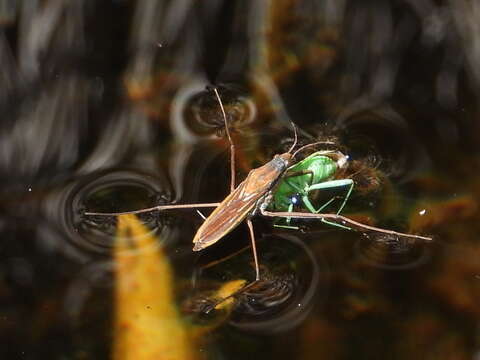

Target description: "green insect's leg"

left=301, top=195, right=351, bottom=230
left=284, top=176, right=309, bottom=193
left=308, top=179, right=354, bottom=215
left=336, top=179, right=354, bottom=215
left=320, top=218, right=352, bottom=231
left=287, top=202, right=294, bottom=225
left=284, top=169, right=314, bottom=183
left=303, top=179, right=354, bottom=231
left=273, top=202, right=299, bottom=230
left=301, top=195, right=336, bottom=214
left=273, top=224, right=300, bottom=230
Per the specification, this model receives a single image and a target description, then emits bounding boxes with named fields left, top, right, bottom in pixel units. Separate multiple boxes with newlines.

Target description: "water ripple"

left=228, top=234, right=328, bottom=334
left=173, top=82, right=256, bottom=141
left=43, top=168, right=176, bottom=257
left=353, top=234, right=431, bottom=270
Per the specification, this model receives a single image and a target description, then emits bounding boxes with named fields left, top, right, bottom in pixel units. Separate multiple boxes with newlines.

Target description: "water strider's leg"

left=195, top=219, right=263, bottom=313
left=273, top=202, right=300, bottom=230
left=260, top=208, right=433, bottom=241
left=86, top=89, right=231, bottom=217
left=196, top=209, right=207, bottom=220
left=201, top=218, right=264, bottom=313
left=84, top=202, right=221, bottom=216
left=247, top=218, right=261, bottom=281
left=212, top=87, right=236, bottom=193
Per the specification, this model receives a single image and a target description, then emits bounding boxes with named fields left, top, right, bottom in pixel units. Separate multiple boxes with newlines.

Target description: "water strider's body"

left=193, top=152, right=292, bottom=251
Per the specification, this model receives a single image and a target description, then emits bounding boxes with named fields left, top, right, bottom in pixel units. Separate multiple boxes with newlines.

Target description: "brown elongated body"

left=192, top=153, right=293, bottom=251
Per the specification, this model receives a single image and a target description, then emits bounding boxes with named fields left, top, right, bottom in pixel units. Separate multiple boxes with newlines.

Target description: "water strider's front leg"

left=84, top=202, right=221, bottom=216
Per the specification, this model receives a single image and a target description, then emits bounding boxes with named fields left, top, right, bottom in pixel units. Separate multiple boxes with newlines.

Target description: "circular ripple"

left=227, top=234, right=326, bottom=333
left=353, top=234, right=431, bottom=270
left=172, top=81, right=256, bottom=141
left=188, top=233, right=328, bottom=334
left=233, top=273, right=297, bottom=317
left=45, top=168, right=176, bottom=256
left=336, top=102, right=431, bottom=183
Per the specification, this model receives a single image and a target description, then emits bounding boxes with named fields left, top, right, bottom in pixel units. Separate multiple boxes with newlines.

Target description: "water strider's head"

left=287, top=122, right=299, bottom=154
left=270, top=153, right=294, bottom=171
left=267, top=121, right=297, bottom=170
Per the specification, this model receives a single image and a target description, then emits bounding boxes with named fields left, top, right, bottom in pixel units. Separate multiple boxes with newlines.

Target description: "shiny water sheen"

left=1, top=2, right=479, bottom=360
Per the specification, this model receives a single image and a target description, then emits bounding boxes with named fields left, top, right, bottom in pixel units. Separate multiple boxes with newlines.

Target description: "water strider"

left=85, top=87, right=432, bottom=282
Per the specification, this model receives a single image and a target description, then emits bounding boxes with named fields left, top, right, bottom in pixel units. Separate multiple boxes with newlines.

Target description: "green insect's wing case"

left=270, top=154, right=338, bottom=211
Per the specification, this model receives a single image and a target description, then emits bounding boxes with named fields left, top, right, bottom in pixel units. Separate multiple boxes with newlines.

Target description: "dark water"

left=1, top=1, right=480, bottom=359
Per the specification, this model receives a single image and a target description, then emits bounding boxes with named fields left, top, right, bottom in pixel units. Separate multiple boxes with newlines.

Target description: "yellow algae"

left=113, top=214, right=196, bottom=360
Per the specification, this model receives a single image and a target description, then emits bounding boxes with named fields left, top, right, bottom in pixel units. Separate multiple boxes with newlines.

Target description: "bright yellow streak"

left=114, top=214, right=196, bottom=360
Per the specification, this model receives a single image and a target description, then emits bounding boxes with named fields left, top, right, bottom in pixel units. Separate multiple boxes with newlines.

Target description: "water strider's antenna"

left=287, top=121, right=298, bottom=154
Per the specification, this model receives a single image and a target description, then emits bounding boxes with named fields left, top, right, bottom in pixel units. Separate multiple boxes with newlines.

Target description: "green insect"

left=268, top=150, right=354, bottom=230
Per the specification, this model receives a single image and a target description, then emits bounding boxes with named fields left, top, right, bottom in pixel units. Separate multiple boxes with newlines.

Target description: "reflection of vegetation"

left=114, top=215, right=253, bottom=360
left=114, top=215, right=195, bottom=360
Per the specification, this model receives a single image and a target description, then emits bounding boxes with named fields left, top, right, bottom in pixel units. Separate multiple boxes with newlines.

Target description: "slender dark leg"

left=247, top=218, right=261, bottom=281
left=201, top=219, right=261, bottom=313
left=260, top=209, right=432, bottom=241
left=86, top=89, right=234, bottom=217
left=213, top=87, right=236, bottom=193
left=85, top=202, right=221, bottom=216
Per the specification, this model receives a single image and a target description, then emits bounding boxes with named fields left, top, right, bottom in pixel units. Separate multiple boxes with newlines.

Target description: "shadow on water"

left=1, top=1, right=480, bottom=359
